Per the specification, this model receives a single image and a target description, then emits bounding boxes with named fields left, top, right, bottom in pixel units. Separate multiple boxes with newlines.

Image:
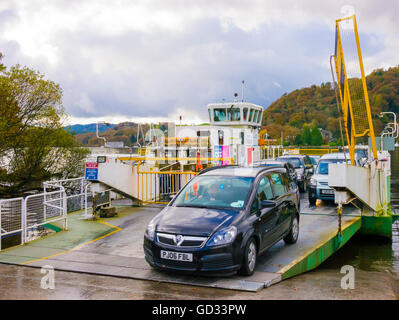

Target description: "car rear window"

left=278, top=157, right=302, bottom=169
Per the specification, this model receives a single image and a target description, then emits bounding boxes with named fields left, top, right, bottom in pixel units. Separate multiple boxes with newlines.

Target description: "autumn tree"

left=0, top=53, right=89, bottom=198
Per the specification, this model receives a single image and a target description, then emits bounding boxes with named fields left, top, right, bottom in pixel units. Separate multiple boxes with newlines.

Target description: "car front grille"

left=154, top=257, right=197, bottom=270
left=157, top=233, right=208, bottom=248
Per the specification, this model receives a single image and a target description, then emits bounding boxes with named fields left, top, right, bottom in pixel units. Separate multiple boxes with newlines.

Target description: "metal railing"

left=0, top=189, right=67, bottom=251
left=0, top=178, right=92, bottom=251
left=0, top=197, right=24, bottom=251
left=25, top=189, right=67, bottom=242
left=44, top=177, right=87, bottom=213
left=137, top=163, right=197, bottom=204
left=282, top=147, right=340, bottom=156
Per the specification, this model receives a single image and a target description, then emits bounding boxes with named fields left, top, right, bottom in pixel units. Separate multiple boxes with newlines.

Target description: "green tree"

left=302, top=124, right=311, bottom=145
left=294, top=134, right=302, bottom=146
left=0, top=54, right=89, bottom=197
left=311, top=125, right=323, bottom=146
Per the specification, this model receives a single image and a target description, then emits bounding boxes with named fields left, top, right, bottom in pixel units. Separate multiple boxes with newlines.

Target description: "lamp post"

left=379, top=112, right=398, bottom=138
left=96, top=121, right=110, bottom=147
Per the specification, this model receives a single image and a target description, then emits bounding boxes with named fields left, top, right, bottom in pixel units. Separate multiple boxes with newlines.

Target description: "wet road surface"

left=0, top=262, right=397, bottom=300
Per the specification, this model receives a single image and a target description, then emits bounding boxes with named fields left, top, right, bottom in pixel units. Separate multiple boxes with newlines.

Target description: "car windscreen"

left=310, top=157, right=319, bottom=165
left=316, top=159, right=351, bottom=175
left=172, top=175, right=254, bottom=210
left=278, top=158, right=302, bottom=169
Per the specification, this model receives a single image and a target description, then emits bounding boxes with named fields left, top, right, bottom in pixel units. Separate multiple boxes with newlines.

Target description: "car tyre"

left=239, top=238, right=257, bottom=276
left=284, top=215, right=299, bottom=244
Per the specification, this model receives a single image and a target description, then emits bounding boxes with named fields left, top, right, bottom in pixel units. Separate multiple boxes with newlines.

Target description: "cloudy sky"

left=0, top=1, right=398, bottom=125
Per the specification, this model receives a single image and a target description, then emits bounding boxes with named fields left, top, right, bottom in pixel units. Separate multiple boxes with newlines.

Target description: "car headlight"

left=207, top=226, right=237, bottom=246
left=146, top=220, right=156, bottom=240
left=309, top=178, right=317, bottom=186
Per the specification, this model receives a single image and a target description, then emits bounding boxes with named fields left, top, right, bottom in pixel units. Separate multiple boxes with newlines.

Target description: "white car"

left=308, top=153, right=360, bottom=205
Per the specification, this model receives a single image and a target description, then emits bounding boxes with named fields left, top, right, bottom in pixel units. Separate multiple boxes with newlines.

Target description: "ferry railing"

left=282, top=147, right=340, bottom=156
left=135, top=157, right=235, bottom=204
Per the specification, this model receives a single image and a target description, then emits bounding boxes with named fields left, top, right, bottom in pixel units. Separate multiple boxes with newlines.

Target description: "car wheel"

left=284, top=215, right=299, bottom=244
left=239, top=238, right=257, bottom=276
left=308, top=194, right=316, bottom=206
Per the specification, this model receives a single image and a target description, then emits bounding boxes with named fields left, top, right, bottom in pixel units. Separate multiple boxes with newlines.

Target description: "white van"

left=307, top=152, right=360, bottom=205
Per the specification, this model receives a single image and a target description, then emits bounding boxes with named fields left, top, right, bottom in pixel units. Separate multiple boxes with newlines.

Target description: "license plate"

left=321, top=189, right=334, bottom=195
left=160, top=250, right=193, bottom=262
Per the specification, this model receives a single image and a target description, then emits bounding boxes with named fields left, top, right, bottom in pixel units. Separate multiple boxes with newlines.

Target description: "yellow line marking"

left=277, top=217, right=361, bottom=275
left=20, top=220, right=122, bottom=266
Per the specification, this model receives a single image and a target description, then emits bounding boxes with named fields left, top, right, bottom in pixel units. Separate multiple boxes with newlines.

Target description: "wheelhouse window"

left=227, top=107, right=241, bottom=121
left=249, top=109, right=254, bottom=122
left=214, top=108, right=227, bottom=122
left=257, top=110, right=262, bottom=123
left=253, top=110, right=259, bottom=123
left=208, top=109, right=212, bottom=122
left=243, top=108, right=248, bottom=121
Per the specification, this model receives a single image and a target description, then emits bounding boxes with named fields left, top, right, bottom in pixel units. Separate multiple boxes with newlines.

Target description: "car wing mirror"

left=261, top=200, right=276, bottom=209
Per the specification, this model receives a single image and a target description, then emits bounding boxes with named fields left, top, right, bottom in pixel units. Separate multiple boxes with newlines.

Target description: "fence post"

left=0, top=200, right=2, bottom=251
left=63, top=189, right=67, bottom=230
left=43, top=183, right=47, bottom=222
left=22, top=198, right=26, bottom=245
left=80, top=178, right=84, bottom=210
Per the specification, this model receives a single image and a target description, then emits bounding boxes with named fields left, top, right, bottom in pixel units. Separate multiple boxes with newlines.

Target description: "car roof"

left=254, top=160, right=292, bottom=168
left=254, top=160, right=283, bottom=164
left=279, top=154, right=306, bottom=157
left=278, top=155, right=306, bottom=160
left=199, top=166, right=284, bottom=177
left=320, top=152, right=354, bottom=160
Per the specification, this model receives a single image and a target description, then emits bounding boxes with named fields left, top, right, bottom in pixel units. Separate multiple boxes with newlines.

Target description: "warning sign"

left=85, top=162, right=98, bottom=180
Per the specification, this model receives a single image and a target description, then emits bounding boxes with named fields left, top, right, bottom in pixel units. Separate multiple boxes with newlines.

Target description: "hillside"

left=72, top=122, right=169, bottom=147
left=64, top=123, right=115, bottom=134
left=262, top=65, right=399, bottom=143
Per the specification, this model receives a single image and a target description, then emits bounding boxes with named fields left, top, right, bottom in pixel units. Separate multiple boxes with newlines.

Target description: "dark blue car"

left=143, top=166, right=300, bottom=276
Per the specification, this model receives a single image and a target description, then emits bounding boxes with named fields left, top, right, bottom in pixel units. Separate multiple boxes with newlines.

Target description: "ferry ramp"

left=0, top=197, right=361, bottom=292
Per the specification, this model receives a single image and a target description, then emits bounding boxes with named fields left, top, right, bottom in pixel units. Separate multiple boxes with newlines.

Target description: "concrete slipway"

left=0, top=198, right=361, bottom=292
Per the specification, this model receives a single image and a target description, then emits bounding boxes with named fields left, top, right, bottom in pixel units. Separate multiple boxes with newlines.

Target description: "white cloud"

left=0, top=0, right=398, bottom=124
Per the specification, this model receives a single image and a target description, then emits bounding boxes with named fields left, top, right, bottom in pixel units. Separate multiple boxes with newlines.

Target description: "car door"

left=251, top=175, right=279, bottom=251
left=269, top=172, right=292, bottom=238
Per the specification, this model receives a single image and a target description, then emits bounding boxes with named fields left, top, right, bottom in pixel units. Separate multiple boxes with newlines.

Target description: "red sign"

left=192, top=181, right=199, bottom=196
left=85, top=162, right=98, bottom=169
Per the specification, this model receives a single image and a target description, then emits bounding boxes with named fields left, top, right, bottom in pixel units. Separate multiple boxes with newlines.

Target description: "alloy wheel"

left=248, top=242, right=256, bottom=272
